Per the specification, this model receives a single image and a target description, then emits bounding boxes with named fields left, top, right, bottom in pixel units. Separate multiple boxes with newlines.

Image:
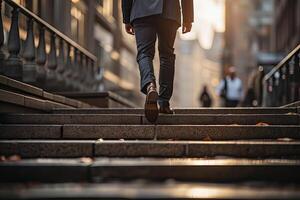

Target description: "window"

left=96, top=0, right=114, bottom=21
left=71, top=0, right=86, bottom=45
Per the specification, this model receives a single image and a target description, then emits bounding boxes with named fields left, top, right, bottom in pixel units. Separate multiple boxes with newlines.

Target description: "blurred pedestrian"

left=199, top=85, right=212, bottom=107
left=217, top=67, right=243, bottom=107
left=122, top=0, right=194, bottom=123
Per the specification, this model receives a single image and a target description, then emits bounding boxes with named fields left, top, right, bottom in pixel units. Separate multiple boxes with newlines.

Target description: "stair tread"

left=51, top=107, right=299, bottom=116
left=1, top=158, right=300, bottom=166
left=1, top=140, right=300, bottom=158
left=1, top=113, right=298, bottom=125
left=1, top=139, right=300, bottom=143
left=1, top=158, right=300, bottom=184
left=1, top=182, right=300, bottom=199
left=1, top=124, right=299, bottom=140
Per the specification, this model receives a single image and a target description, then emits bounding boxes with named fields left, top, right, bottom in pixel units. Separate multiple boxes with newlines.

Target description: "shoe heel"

left=145, top=91, right=159, bottom=123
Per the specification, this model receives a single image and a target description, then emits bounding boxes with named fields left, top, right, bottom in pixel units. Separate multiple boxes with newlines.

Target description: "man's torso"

left=225, top=77, right=242, bottom=101
left=130, top=0, right=181, bottom=24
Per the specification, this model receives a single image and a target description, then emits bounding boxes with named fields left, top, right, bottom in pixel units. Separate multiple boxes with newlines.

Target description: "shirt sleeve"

left=181, top=0, right=194, bottom=23
left=122, top=0, right=133, bottom=24
left=216, top=80, right=225, bottom=96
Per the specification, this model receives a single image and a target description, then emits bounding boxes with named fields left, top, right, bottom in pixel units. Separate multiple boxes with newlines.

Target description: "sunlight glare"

left=182, top=0, right=225, bottom=50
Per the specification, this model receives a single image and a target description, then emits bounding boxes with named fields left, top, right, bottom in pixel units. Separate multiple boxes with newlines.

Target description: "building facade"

left=273, top=0, right=300, bottom=53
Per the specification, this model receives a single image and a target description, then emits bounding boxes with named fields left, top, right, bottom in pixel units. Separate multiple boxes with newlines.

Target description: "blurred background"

left=2, top=0, right=300, bottom=107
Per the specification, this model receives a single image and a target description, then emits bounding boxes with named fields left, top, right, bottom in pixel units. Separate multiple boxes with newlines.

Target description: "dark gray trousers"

left=133, top=16, right=179, bottom=106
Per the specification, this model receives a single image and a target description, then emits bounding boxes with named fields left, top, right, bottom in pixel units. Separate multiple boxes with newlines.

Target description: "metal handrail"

left=264, top=44, right=300, bottom=82
left=4, top=0, right=97, bottom=62
left=262, top=43, right=300, bottom=107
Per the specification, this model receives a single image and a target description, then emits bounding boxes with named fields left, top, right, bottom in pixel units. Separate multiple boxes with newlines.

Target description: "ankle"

left=158, top=100, right=170, bottom=108
left=147, top=81, right=156, bottom=91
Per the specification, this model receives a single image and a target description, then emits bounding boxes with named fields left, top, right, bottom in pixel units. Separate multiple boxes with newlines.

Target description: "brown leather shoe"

left=159, top=105, right=174, bottom=114
left=145, top=82, right=159, bottom=123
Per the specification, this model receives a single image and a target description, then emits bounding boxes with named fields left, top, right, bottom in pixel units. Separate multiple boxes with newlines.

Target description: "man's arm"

left=122, top=0, right=135, bottom=35
left=122, top=0, right=133, bottom=24
left=181, top=0, right=194, bottom=33
left=181, top=0, right=194, bottom=24
left=216, top=80, right=225, bottom=96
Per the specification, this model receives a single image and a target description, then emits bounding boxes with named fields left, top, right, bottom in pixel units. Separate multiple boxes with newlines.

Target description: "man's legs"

left=133, top=17, right=160, bottom=123
left=132, top=17, right=157, bottom=94
left=157, top=19, right=179, bottom=108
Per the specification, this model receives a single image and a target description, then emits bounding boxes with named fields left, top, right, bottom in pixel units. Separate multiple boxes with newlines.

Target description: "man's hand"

left=182, top=22, right=192, bottom=34
left=125, top=24, right=135, bottom=35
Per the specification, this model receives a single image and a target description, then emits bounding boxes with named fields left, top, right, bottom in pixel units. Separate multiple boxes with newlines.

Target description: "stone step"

left=148, top=114, right=299, bottom=125
left=2, top=125, right=299, bottom=140
left=53, top=107, right=298, bottom=115
left=55, top=91, right=138, bottom=108
left=1, top=158, right=300, bottom=183
left=1, top=182, right=300, bottom=200
left=0, top=89, right=73, bottom=113
left=0, top=114, right=142, bottom=125
left=1, top=114, right=299, bottom=125
left=1, top=140, right=300, bottom=158
left=0, top=125, right=62, bottom=139
left=0, top=75, right=92, bottom=110
left=53, top=108, right=145, bottom=114
left=0, top=140, right=94, bottom=158
left=175, top=107, right=299, bottom=115
left=63, top=125, right=300, bottom=140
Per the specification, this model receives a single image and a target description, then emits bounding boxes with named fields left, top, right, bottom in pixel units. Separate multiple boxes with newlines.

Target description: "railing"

left=0, top=0, right=101, bottom=92
left=262, top=44, right=300, bottom=107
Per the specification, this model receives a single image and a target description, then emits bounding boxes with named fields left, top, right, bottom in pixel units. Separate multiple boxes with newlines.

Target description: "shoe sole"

left=145, top=90, right=159, bottom=123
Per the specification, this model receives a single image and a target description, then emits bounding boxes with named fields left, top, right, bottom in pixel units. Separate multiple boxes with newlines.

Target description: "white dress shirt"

left=217, top=76, right=243, bottom=101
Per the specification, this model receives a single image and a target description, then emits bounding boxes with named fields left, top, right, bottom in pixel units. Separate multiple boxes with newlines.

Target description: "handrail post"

left=295, top=51, right=300, bottom=101
left=36, top=26, right=46, bottom=87
left=88, top=59, right=93, bottom=86
left=3, top=7, right=22, bottom=80
left=84, top=56, right=91, bottom=86
left=22, top=18, right=36, bottom=83
left=285, top=64, right=291, bottom=104
left=278, top=68, right=284, bottom=105
left=73, top=48, right=81, bottom=90
left=91, top=61, right=98, bottom=91
left=0, top=0, right=6, bottom=75
left=45, top=32, right=58, bottom=91
left=54, top=38, right=67, bottom=91
left=289, top=57, right=296, bottom=103
left=47, top=33, right=57, bottom=71
left=64, top=44, right=72, bottom=78
left=72, top=48, right=79, bottom=81
left=57, top=39, right=65, bottom=74
left=63, top=44, right=74, bottom=91
left=79, top=52, right=85, bottom=82
left=77, top=52, right=84, bottom=91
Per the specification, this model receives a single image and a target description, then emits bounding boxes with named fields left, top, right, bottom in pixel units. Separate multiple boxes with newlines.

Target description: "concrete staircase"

left=1, top=107, right=300, bottom=199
